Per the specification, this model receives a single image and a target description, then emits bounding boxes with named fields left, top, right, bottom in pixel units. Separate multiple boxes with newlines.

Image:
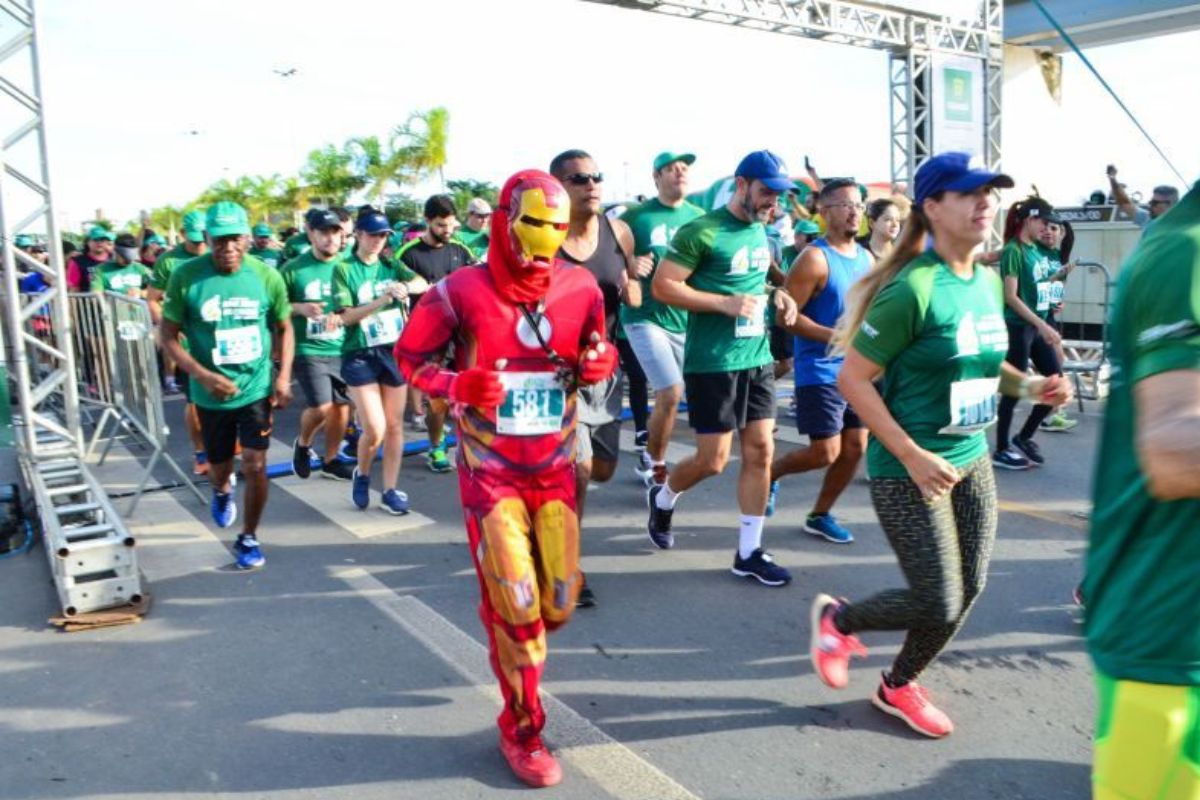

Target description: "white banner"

left=931, top=53, right=986, bottom=158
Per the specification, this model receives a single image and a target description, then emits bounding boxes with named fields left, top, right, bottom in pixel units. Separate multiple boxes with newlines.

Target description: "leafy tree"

left=394, top=106, right=449, bottom=189
left=244, top=173, right=286, bottom=223
left=346, top=135, right=410, bottom=203
left=446, top=179, right=499, bottom=216
left=301, top=144, right=365, bottom=207
left=382, top=193, right=423, bottom=225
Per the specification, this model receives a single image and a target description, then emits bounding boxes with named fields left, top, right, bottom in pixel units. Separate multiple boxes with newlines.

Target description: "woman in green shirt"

left=333, top=208, right=428, bottom=516
left=808, top=153, right=1071, bottom=738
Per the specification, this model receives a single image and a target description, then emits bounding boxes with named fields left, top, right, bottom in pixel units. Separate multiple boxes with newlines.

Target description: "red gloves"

left=578, top=334, right=618, bottom=386
left=449, top=367, right=506, bottom=407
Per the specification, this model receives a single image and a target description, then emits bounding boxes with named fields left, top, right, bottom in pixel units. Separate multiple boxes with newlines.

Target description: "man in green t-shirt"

left=160, top=202, right=294, bottom=571
left=92, top=233, right=151, bottom=295
left=147, top=209, right=208, bottom=469
left=1083, top=182, right=1200, bottom=800
left=457, top=197, right=491, bottom=259
left=249, top=223, right=282, bottom=268
left=282, top=208, right=354, bottom=482
left=620, top=151, right=704, bottom=488
left=647, top=150, right=799, bottom=587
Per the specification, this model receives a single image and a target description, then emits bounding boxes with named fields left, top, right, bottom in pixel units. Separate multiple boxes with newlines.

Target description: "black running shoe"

left=292, top=437, right=313, bottom=479
left=731, top=548, right=792, bottom=587
left=634, top=429, right=649, bottom=449
left=576, top=580, right=596, bottom=609
left=320, top=459, right=356, bottom=481
left=646, top=484, right=674, bottom=550
left=1012, top=436, right=1044, bottom=466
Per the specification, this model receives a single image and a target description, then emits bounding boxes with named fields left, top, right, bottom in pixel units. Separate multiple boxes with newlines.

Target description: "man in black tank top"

left=550, top=149, right=641, bottom=608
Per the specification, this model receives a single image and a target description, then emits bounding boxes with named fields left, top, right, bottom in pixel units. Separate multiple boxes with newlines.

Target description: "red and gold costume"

left=395, top=171, right=615, bottom=770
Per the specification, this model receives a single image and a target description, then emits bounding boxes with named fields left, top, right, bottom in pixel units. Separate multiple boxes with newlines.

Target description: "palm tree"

left=300, top=144, right=365, bottom=207
left=243, top=174, right=285, bottom=223
left=345, top=135, right=410, bottom=203
left=278, top=177, right=313, bottom=228
left=148, top=205, right=187, bottom=242
left=197, top=176, right=254, bottom=208
left=393, top=106, right=450, bottom=189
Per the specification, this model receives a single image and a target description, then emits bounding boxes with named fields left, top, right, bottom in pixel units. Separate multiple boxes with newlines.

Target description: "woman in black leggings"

left=809, top=154, right=1071, bottom=738
left=993, top=196, right=1072, bottom=469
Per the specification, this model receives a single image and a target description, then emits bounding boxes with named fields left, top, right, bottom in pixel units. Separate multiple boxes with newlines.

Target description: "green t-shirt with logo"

left=248, top=246, right=282, bottom=269
left=619, top=198, right=705, bottom=334
left=91, top=262, right=151, bottom=293
left=161, top=254, right=290, bottom=410
left=853, top=251, right=1008, bottom=478
left=999, top=239, right=1054, bottom=324
left=150, top=243, right=201, bottom=291
left=331, top=254, right=418, bottom=354
left=280, top=251, right=345, bottom=358
left=1085, top=184, right=1200, bottom=686
left=456, top=227, right=489, bottom=260
left=666, top=207, right=774, bottom=374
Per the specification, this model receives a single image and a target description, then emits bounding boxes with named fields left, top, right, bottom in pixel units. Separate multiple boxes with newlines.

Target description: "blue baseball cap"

left=914, top=152, right=1013, bottom=205
left=734, top=150, right=796, bottom=193
left=355, top=210, right=391, bottom=234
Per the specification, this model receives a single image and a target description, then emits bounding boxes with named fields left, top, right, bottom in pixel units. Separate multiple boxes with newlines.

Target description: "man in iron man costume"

left=394, top=170, right=617, bottom=788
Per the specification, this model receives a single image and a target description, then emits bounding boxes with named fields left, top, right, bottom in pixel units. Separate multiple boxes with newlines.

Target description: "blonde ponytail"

left=831, top=208, right=931, bottom=355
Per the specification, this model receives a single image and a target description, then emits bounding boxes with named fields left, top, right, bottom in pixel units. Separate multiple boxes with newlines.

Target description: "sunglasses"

left=563, top=172, right=604, bottom=186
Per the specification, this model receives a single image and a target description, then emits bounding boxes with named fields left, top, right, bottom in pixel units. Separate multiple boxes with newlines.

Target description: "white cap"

left=467, top=197, right=492, bottom=215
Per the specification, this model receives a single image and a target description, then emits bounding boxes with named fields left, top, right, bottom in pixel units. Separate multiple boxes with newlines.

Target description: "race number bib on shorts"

left=306, top=315, right=344, bottom=342
left=939, top=377, right=1000, bottom=436
left=1036, top=282, right=1052, bottom=313
left=212, top=326, right=263, bottom=366
left=496, top=372, right=565, bottom=436
left=364, top=308, right=404, bottom=347
left=734, top=294, right=768, bottom=339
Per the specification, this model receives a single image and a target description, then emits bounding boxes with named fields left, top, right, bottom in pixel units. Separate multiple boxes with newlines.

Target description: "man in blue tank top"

left=767, top=179, right=872, bottom=543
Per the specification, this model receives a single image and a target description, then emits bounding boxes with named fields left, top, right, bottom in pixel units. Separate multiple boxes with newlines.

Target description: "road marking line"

left=269, top=438, right=435, bottom=538
left=335, top=567, right=700, bottom=800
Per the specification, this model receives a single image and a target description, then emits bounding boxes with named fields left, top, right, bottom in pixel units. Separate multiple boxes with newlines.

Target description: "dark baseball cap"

left=734, top=150, right=796, bottom=193
left=305, top=208, right=342, bottom=231
left=355, top=210, right=391, bottom=234
left=914, top=152, right=1014, bottom=205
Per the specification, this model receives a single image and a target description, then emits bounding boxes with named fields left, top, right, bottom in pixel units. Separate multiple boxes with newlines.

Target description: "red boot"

left=499, top=733, right=562, bottom=788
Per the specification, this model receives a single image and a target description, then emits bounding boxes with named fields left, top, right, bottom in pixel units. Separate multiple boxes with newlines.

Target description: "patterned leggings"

left=838, top=456, right=998, bottom=683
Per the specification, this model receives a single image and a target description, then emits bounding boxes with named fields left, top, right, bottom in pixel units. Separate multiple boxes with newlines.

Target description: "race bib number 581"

left=496, top=372, right=565, bottom=436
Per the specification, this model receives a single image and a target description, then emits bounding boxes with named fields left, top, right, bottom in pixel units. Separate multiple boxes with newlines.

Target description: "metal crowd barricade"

left=1057, top=260, right=1112, bottom=412
left=65, top=292, right=122, bottom=453
left=94, top=291, right=204, bottom=514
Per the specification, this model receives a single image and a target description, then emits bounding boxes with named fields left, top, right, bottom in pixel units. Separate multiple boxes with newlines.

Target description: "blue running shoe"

left=211, top=489, right=237, bottom=529
left=804, top=513, right=854, bottom=544
left=731, top=548, right=792, bottom=586
left=336, top=440, right=358, bottom=463
left=380, top=488, right=410, bottom=515
left=352, top=468, right=370, bottom=510
left=765, top=480, right=780, bottom=517
left=233, top=534, right=264, bottom=570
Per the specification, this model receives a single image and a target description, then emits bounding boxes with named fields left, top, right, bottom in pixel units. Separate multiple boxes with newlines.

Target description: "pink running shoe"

left=809, top=593, right=867, bottom=689
left=871, top=676, right=954, bottom=738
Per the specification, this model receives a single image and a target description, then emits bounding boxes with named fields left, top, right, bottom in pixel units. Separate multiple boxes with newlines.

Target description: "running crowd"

left=15, top=151, right=1196, bottom=796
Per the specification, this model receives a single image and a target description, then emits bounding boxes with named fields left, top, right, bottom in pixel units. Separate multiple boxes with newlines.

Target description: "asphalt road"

left=0, top=392, right=1098, bottom=799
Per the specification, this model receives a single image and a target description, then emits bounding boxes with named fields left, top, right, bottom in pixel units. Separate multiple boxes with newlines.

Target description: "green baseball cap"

left=182, top=210, right=206, bottom=243
left=387, top=231, right=405, bottom=250
left=13, top=233, right=34, bottom=248
left=206, top=202, right=250, bottom=238
left=653, top=151, right=696, bottom=172
left=251, top=223, right=273, bottom=237
left=794, top=219, right=820, bottom=235
left=144, top=233, right=167, bottom=247
left=86, top=226, right=115, bottom=241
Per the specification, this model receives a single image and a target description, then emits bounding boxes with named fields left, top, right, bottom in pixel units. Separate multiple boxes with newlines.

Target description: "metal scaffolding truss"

left=0, top=0, right=81, bottom=458
left=583, top=0, right=1004, bottom=191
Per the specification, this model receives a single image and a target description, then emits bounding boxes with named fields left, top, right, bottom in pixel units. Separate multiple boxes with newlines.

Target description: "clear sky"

left=30, top=0, right=1199, bottom=230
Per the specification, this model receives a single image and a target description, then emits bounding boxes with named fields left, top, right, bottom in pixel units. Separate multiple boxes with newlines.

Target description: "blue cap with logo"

left=355, top=210, right=391, bottom=234
left=734, top=150, right=796, bottom=193
left=914, top=152, right=1013, bottom=205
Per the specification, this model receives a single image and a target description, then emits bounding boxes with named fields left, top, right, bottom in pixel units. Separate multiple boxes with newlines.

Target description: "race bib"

left=1035, top=282, right=1051, bottom=313
left=212, top=325, right=263, bottom=366
left=496, top=372, right=564, bottom=436
left=363, top=308, right=404, bottom=347
left=306, top=315, right=344, bottom=342
left=940, top=377, right=999, bottom=436
left=734, top=294, right=768, bottom=339
left=1049, top=281, right=1065, bottom=306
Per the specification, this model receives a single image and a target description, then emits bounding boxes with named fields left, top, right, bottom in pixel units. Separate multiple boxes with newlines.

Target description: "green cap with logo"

left=86, top=226, right=115, bottom=241
left=144, top=233, right=167, bottom=246
left=794, top=219, right=820, bottom=235
left=251, top=223, right=273, bottom=237
left=206, top=202, right=250, bottom=238
left=182, top=210, right=206, bottom=243
left=13, top=233, right=34, bottom=248
left=653, top=151, right=696, bottom=172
